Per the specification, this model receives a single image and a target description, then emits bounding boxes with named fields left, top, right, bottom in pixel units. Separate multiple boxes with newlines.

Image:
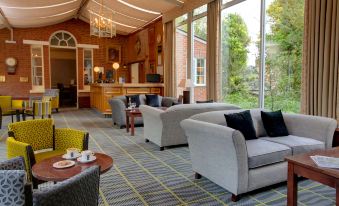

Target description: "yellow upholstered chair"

left=24, top=100, right=52, bottom=119
left=0, top=96, right=14, bottom=128
left=44, top=89, right=60, bottom=113
left=7, top=119, right=89, bottom=187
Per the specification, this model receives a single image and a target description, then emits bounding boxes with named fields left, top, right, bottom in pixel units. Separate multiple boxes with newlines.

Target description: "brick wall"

left=175, top=30, right=207, bottom=101
left=0, top=19, right=128, bottom=98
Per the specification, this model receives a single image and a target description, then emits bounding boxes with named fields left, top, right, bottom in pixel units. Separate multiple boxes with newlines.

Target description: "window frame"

left=194, top=58, right=206, bottom=86
left=31, top=45, right=44, bottom=92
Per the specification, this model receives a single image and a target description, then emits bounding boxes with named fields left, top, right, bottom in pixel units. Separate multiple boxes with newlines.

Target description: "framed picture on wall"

left=107, top=45, right=121, bottom=63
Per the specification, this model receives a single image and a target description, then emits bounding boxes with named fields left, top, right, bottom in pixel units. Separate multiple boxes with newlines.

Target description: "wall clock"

left=5, top=57, right=17, bottom=74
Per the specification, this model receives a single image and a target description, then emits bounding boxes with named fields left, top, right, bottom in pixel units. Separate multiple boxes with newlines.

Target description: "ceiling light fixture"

left=0, top=0, right=78, bottom=9
left=91, top=0, right=147, bottom=22
left=89, top=10, right=136, bottom=29
left=117, top=0, right=161, bottom=15
left=89, top=0, right=116, bottom=38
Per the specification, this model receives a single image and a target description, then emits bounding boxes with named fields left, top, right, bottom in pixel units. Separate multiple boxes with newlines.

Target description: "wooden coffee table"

left=32, top=153, right=113, bottom=182
left=286, top=147, right=339, bottom=206
left=125, top=108, right=142, bottom=136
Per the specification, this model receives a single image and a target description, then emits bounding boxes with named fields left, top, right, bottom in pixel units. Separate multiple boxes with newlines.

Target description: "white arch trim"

left=49, top=30, right=78, bottom=48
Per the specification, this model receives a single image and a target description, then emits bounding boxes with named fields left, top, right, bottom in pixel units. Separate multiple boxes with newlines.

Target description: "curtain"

left=206, top=0, right=221, bottom=101
left=301, top=0, right=339, bottom=119
left=163, top=21, right=176, bottom=97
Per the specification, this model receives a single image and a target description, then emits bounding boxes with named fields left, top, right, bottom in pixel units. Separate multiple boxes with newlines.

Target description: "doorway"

left=131, top=63, right=139, bottom=83
left=50, top=47, right=77, bottom=107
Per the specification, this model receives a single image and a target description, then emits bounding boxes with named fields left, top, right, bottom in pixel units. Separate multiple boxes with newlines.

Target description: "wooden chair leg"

left=231, top=194, right=240, bottom=202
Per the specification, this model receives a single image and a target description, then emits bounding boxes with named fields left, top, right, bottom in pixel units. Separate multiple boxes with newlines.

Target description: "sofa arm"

left=109, top=98, right=127, bottom=127
left=55, top=128, right=89, bottom=151
left=139, top=105, right=164, bottom=144
left=283, top=113, right=337, bottom=148
left=6, top=137, right=35, bottom=181
left=161, top=97, right=178, bottom=107
left=180, top=119, right=249, bottom=195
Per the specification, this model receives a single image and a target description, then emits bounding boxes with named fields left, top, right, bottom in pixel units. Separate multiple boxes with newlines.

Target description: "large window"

left=84, top=49, right=93, bottom=89
left=220, top=0, right=261, bottom=109
left=194, top=58, right=206, bottom=86
left=220, top=0, right=304, bottom=112
left=31, top=45, right=44, bottom=91
left=264, top=0, right=304, bottom=113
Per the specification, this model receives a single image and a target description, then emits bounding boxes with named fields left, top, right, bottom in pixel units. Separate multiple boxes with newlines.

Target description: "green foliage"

left=264, top=0, right=304, bottom=113
left=221, top=13, right=251, bottom=96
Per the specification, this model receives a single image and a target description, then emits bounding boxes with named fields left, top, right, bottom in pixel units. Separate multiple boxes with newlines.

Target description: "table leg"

left=15, top=110, right=20, bottom=122
left=287, top=163, right=297, bottom=206
left=126, top=111, right=130, bottom=133
left=131, top=115, right=135, bottom=136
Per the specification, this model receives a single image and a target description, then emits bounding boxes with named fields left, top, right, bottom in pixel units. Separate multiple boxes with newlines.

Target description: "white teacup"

left=66, top=148, right=80, bottom=158
left=81, top=150, right=95, bottom=161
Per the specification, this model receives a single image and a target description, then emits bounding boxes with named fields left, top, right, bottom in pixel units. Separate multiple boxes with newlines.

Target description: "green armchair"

left=7, top=119, right=89, bottom=187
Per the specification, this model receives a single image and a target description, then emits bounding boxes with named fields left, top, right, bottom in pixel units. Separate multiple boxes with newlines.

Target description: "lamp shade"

left=112, top=62, right=120, bottom=70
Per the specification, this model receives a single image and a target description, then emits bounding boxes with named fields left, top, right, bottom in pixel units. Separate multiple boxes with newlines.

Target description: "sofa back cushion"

left=139, top=94, right=162, bottom=107
left=190, top=108, right=268, bottom=137
left=225, top=110, right=257, bottom=140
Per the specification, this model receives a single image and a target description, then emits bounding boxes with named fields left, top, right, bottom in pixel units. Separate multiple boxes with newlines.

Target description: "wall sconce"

left=112, top=62, right=120, bottom=84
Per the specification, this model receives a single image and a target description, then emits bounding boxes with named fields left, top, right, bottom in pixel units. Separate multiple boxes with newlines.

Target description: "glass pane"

left=34, top=77, right=43, bottom=86
left=84, top=50, right=92, bottom=59
left=220, top=0, right=260, bottom=108
left=33, top=58, right=42, bottom=67
left=60, top=40, right=67, bottom=46
left=175, top=14, right=188, bottom=26
left=84, top=50, right=93, bottom=85
left=68, top=38, right=76, bottom=47
left=193, top=15, right=207, bottom=100
left=175, top=21, right=188, bottom=98
left=222, top=0, right=235, bottom=5
left=264, top=0, right=304, bottom=113
left=64, top=33, right=71, bottom=40
left=56, top=32, right=62, bottom=40
left=35, top=67, right=42, bottom=76
left=32, top=48, right=42, bottom=57
left=193, top=5, right=207, bottom=16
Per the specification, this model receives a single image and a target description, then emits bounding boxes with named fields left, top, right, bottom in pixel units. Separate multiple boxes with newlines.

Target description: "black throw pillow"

left=126, top=95, right=140, bottom=107
left=196, top=100, right=214, bottom=103
left=145, top=94, right=160, bottom=107
left=224, top=110, right=257, bottom=140
left=261, top=110, right=289, bottom=137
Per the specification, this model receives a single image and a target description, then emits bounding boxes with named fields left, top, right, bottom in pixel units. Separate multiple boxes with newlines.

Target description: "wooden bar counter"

left=90, top=83, right=164, bottom=115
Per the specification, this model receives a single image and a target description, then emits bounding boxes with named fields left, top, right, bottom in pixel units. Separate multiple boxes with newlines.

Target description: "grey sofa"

left=140, top=103, right=241, bottom=150
left=108, top=95, right=178, bottom=128
left=180, top=109, right=337, bottom=201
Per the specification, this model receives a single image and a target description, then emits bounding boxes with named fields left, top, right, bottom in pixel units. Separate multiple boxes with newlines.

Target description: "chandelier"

left=90, top=0, right=116, bottom=38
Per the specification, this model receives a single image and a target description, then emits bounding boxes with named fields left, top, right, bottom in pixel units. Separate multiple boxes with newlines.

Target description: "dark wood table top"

left=32, top=153, right=113, bottom=182
left=285, top=147, right=339, bottom=178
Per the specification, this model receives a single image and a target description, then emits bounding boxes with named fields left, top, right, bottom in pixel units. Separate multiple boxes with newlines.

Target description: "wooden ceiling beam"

left=162, top=0, right=184, bottom=7
left=0, top=8, right=12, bottom=29
left=75, top=0, right=90, bottom=19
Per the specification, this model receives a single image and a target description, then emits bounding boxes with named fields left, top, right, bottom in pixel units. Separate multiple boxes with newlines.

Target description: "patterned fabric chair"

left=7, top=119, right=89, bottom=187
left=44, top=89, right=60, bottom=113
left=0, top=157, right=32, bottom=206
left=0, top=96, right=15, bottom=128
left=33, top=166, right=100, bottom=206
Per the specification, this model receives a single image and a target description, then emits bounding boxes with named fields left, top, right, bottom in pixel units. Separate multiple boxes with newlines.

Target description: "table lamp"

left=112, top=62, right=120, bottom=84
left=178, top=78, right=193, bottom=104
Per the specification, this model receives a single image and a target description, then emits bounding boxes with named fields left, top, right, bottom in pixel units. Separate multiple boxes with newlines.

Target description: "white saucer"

left=77, top=156, right=96, bottom=163
left=62, top=153, right=81, bottom=160
left=53, top=160, right=75, bottom=169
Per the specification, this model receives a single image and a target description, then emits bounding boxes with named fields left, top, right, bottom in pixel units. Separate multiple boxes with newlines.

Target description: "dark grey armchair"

left=0, top=156, right=31, bottom=206
left=0, top=157, right=100, bottom=206
left=33, top=166, right=100, bottom=206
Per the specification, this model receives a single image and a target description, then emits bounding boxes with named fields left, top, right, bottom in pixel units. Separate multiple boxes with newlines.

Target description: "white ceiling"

left=0, top=0, right=185, bottom=35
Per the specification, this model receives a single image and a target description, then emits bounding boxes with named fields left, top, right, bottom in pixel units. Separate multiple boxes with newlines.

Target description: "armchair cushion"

left=261, top=135, right=325, bottom=155
left=54, top=128, right=88, bottom=151
left=34, top=150, right=65, bottom=163
left=8, top=119, right=54, bottom=151
left=0, top=156, right=26, bottom=170
left=0, top=170, right=26, bottom=206
left=246, top=139, right=291, bottom=169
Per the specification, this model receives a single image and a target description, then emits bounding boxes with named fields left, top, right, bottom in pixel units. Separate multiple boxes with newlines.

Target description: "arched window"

left=50, top=31, right=76, bottom=47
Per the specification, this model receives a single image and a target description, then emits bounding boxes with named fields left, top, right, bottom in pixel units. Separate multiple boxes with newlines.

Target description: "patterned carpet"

left=0, top=108, right=336, bottom=206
